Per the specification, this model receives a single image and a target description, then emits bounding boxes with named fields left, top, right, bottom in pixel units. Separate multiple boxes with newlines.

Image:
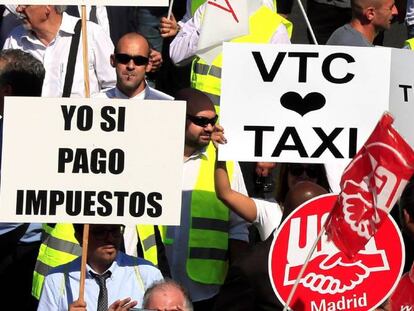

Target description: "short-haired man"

left=98, top=32, right=173, bottom=100
left=327, top=0, right=398, bottom=46
left=0, top=49, right=45, bottom=311
left=143, top=279, right=193, bottom=311
left=38, top=224, right=163, bottom=311
left=160, top=88, right=248, bottom=310
left=3, top=5, right=115, bottom=97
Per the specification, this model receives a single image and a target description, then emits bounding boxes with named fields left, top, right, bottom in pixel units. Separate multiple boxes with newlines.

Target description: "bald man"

left=98, top=32, right=172, bottom=100
left=162, top=88, right=248, bottom=310
left=214, top=181, right=328, bottom=311
left=143, top=279, right=193, bottom=311
left=327, top=0, right=398, bottom=46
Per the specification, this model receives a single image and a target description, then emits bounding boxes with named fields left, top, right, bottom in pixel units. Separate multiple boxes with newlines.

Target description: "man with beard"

left=159, top=88, right=248, bottom=310
left=38, top=224, right=163, bottom=311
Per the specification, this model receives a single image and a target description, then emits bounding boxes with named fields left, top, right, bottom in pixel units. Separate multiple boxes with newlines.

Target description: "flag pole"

left=295, top=0, right=318, bottom=45
left=79, top=5, right=91, bottom=304
left=282, top=224, right=326, bottom=311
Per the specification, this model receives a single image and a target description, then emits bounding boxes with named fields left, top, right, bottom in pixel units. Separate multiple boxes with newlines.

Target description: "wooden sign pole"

left=78, top=4, right=91, bottom=304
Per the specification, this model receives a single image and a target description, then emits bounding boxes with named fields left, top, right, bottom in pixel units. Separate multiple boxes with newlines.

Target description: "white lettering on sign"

left=310, top=293, right=367, bottom=311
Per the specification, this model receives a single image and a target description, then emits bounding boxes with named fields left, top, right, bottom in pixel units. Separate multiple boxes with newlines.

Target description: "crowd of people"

left=0, top=0, right=414, bottom=310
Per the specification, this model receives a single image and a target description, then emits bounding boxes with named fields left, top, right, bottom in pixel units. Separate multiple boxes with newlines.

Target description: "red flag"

left=325, top=113, right=414, bottom=259
left=390, top=261, right=414, bottom=309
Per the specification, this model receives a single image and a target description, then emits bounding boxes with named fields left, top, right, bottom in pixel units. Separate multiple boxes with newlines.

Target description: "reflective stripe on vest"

left=136, top=225, right=160, bottom=266
left=32, top=224, right=81, bottom=299
left=191, top=6, right=292, bottom=107
left=405, top=38, right=414, bottom=50
left=186, top=143, right=234, bottom=284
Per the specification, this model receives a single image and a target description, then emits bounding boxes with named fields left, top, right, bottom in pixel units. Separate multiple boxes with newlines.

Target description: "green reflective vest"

left=137, top=144, right=234, bottom=285
left=32, top=224, right=81, bottom=299
left=186, top=144, right=234, bottom=284
left=405, top=38, right=414, bottom=50
left=191, top=5, right=293, bottom=107
left=191, top=0, right=206, bottom=16
left=136, top=225, right=167, bottom=266
left=33, top=223, right=155, bottom=299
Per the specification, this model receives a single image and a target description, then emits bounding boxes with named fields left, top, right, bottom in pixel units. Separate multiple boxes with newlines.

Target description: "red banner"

left=325, top=113, right=414, bottom=258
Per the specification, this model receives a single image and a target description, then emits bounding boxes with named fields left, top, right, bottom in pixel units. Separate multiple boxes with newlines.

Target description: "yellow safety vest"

left=135, top=225, right=168, bottom=267
left=32, top=224, right=81, bottom=299
left=33, top=223, right=157, bottom=299
left=187, top=144, right=234, bottom=284
left=191, top=0, right=206, bottom=15
left=405, top=38, right=414, bottom=50
left=191, top=6, right=293, bottom=107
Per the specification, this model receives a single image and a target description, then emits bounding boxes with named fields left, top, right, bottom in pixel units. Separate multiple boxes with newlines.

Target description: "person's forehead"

left=150, top=287, right=185, bottom=305
left=117, top=36, right=149, bottom=54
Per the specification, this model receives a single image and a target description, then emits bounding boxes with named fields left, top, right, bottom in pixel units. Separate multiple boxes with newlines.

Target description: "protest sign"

left=270, top=194, right=404, bottom=311
left=0, top=97, right=185, bottom=225
left=219, top=43, right=414, bottom=166
left=0, top=0, right=167, bottom=6
left=197, top=0, right=249, bottom=64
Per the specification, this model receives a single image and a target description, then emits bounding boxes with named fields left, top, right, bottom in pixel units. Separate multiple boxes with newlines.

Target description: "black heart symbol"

left=280, top=92, right=326, bottom=116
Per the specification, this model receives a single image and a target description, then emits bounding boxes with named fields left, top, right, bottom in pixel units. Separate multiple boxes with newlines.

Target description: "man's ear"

left=365, top=6, right=376, bottom=21
left=110, top=54, right=116, bottom=68
left=45, top=5, right=52, bottom=17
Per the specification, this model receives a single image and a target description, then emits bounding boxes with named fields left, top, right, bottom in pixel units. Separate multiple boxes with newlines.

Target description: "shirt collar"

left=86, top=252, right=119, bottom=279
left=20, top=12, right=78, bottom=45
left=185, top=147, right=208, bottom=162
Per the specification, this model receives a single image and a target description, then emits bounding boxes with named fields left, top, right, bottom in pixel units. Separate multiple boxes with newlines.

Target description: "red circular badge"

left=270, top=194, right=404, bottom=311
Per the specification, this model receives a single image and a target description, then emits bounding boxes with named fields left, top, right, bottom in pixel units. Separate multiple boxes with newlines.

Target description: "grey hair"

left=54, top=5, right=67, bottom=14
left=143, top=279, right=193, bottom=311
left=0, top=49, right=45, bottom=96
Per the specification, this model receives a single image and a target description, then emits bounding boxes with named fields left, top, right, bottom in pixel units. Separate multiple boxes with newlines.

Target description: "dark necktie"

left=91, top=271, right=111, bottom=311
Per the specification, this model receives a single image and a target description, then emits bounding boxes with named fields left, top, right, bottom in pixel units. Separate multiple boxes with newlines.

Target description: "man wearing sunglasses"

left=98, top=32, right=173, bottom=100
left=156, top=88, right=248, bottom=310
left=38, top=224, right=163, bottom=311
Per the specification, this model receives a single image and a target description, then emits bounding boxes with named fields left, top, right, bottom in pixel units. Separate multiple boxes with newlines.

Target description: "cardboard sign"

left=0, top=0, right=167, bottom=6
left=269, top=194, right=404, bottom=311
left=0, top=97, right=185, bottom=225
left=220, top=43, right=414, bottom=167
left=197, top=0, right=249, bottom=63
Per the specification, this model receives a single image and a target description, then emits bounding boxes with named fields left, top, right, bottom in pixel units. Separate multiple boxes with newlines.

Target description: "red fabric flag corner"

left=325, top=113, right=414, bottom=259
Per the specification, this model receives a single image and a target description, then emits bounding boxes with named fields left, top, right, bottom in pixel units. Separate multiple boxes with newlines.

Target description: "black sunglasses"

left=288, top=164, right=319, bottom=179
left=90, top=225, right=125, bottom=240
left=114, top=53, right=149, bottom=66
left=186, top=114, right=218, bottom=127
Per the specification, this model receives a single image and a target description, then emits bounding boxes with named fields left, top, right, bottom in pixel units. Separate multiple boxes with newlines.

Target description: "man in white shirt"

left=164, top=88, right=249, bottom=310
left=97, top=32, right=173, bottom=100
left=3, top=5, right=115, bottom=97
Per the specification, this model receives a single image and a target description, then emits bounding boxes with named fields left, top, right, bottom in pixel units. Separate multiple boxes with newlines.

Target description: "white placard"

left=0, top=97, right=185, bottom=225
left=0, top=0, right=167, bottom=6
left=389, top=48, right=414, bottom=148
left=219, top=43, right=403, bottom=167
left=198, top=0, right=249, bottom=51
